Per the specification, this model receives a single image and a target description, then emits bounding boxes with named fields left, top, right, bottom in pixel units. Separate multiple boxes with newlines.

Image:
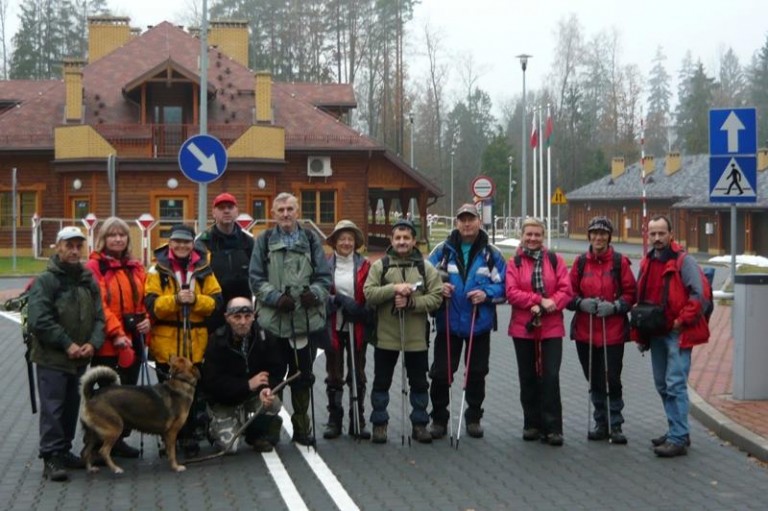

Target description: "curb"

left=688, top=384, right=768, bottom=463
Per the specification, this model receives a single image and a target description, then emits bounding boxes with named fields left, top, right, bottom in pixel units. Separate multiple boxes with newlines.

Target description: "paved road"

left=1, top=278, right=766, bottom=510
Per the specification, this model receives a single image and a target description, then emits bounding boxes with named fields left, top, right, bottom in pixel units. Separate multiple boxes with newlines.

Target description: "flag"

left=545, top=114, right=554, bottom=148
left=529, top=114, right=538, bottom=149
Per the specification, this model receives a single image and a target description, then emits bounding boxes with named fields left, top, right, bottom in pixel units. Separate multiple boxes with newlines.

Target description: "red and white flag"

left=545, top=113, right=554, bottom=148
left=530, top=113, right=539, bottom=149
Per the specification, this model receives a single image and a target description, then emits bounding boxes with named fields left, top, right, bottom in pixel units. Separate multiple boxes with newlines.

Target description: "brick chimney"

left=254, top=71, right=273, bottom=123
left=88, top=16, right=132, bottom=63
left=611, top=157, right=625, bottom=179
left=63, top=58, right=85, bottom=122
left=758, top=148, right=768, bottom=171
left=665, top=151, right=682, bottom=175
left=642, top=155, right=655, bottom=175
left=209, top=20, right=249, bottom=68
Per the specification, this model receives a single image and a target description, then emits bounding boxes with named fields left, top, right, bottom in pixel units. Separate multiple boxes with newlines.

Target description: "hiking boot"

left=112, top=439, right=140, bottom=459
left=587, top=424, right=609, bottom=441
left=411, top=424, right=432, bottom=444
left=651, top=434, right=690, bottom=447
left=522, top=428, right=541, bottom=441
left=291, top=431, right=315, bottom=446
left=42, top=455, right=68, bottom=482
left=610, top=426, right=628, bottom=445
left=348, top=423, right=371, bottom=440
left=653, top=441, right=687, bottom=457
left=323, top=421, right=342, bottom=440
left=466, top=421, right=484, bottom=439
left=250, top=439, right=274, bottom=453
left=429, top=421, right=447, bottom=439
left=371, top=424, right=388, bottom=444
left=59, top=451, right=86, bottom=469
left=542, top=433, right=564, bottom=446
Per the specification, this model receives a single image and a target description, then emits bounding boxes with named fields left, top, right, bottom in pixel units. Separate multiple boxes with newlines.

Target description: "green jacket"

left=249, top=225, right=331, bottom=338
left=27, top=256, right=106, bottom=374
left=363, top=247, right=443, bottom=351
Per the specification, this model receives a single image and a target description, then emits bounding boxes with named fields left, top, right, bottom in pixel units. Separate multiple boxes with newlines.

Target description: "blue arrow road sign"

left=709, top=108, right=757, bottom=155
left=178, top=134, right=228, bottom=184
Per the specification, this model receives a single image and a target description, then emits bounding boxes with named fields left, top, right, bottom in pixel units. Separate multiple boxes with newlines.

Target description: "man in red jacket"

left=634, top=215, right=709, bottom=458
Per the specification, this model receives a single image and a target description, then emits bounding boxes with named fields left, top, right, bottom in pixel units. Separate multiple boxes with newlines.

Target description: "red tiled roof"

left=0, top=81, right=62, bottom=148
left=279, top=83, right=357, bottom=108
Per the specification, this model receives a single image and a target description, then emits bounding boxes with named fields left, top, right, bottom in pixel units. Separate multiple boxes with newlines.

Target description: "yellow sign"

left=551, top=187, right=567, bottom=205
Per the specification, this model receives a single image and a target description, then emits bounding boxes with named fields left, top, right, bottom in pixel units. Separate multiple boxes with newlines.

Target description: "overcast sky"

left=6, top=0, right=768, bottom=112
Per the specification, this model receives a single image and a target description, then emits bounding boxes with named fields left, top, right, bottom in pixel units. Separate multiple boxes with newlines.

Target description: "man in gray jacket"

left=249, top=193, right=331, bottom=446
left=28, top=226, right=105, bottom=481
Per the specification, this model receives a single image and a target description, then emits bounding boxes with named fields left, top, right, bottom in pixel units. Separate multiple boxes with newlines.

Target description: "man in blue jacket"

left=428, top=204, right=506, bottom=439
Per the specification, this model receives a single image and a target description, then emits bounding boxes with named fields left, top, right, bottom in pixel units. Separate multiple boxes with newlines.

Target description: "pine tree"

left=715, top=47, right=746, bottom=107
left=676, top=61, right=715, bottom=154
left=645, top=46, right=672, bottom=156
left=748, top=35, right=768, bottom=146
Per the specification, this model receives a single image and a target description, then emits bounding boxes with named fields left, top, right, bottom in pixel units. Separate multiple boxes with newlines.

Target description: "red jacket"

left=506, top=248, right=573, bottom=340
left=85, top=252, right=147, bottom=357
left=634, top=241, right=709, bottom=348
left=569, top=246, right=637, bottom=346
left=328, top=253, right=371, bottom=351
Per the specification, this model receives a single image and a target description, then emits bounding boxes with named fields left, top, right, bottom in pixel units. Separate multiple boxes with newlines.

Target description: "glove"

left=637, top=342, right=650, bottom=353
left=336, top=294, right=366, bottom=322
left=578, top=298, right=599, bottom=314
left=300, top=289, right=319, bottom=308
left=276, top=294, right=296, bottom=312
left=596, top=300, right=616, bottom=318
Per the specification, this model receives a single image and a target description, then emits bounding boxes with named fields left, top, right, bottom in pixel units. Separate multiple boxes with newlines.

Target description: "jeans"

left=370, top=347, right=429, bottom=426
left=650, top=331, right=692, bottom=446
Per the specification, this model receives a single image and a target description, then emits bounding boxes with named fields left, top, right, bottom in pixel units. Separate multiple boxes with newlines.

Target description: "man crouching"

left=202, top=297, right=283, bottom=453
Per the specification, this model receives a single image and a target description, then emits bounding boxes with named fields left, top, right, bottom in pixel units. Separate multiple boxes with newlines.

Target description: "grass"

left=0, top=257, right=47, bottom=276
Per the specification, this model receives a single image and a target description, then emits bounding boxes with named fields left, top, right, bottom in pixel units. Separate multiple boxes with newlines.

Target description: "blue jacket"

left=428, top=230, right=506, bottom=337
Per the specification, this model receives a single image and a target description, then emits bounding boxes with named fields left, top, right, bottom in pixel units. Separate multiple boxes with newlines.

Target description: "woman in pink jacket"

left=506, top=217, right=573, bottom=446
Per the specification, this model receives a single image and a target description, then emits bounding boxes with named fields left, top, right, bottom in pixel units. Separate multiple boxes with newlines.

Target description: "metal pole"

left=450, top=149, right=455, bottom=216
left=107, top=154, right=116, bottom=217
left=507, top=155, right=513, bottom=229
left=731, top=204, right=737, bottom=289
left=517, top=54, right=531, bottom=218
left=11, top=167, right=17, bottom=272
left=197, top=0, right=210, bottom=231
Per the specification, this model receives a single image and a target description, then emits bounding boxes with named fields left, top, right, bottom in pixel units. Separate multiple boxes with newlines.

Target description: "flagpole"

left=532, top=109, right=538, bottom=218
left=547, top=103, right=552, bottom=248
left=538, top=104, right=545, bottom=223
left=641, top=111, right=648, bottom=254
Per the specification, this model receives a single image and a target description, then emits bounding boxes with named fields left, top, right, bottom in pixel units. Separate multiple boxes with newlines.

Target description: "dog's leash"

left=184, top=371, right=300, bottom=465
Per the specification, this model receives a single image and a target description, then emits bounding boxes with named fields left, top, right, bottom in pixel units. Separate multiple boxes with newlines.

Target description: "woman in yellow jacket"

left=145, top=224, right=223, bottom=455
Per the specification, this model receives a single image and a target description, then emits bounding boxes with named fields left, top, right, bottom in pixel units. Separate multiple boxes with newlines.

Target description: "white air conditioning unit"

left=307, top=156, right=332, bottom=177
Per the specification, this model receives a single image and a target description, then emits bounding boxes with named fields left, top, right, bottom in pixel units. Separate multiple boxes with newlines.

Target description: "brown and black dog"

left=79, top=355, right=200, bottom=474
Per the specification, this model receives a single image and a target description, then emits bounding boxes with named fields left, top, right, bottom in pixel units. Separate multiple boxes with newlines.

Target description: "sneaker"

left=250, top=439, right=274, bottom=453
left=429, top=422, right=447, bottom=439
left=323, top=422, right=342, bottom=440
left=59, top=451, right=86, bottom=469
left=466, top=422, right=484, bottom=439
left=522, top=428, right=541, bottom=441
left=587, top=424, right=609, bottom=441
left=411, top=424, right=432, bottom=444
left=542, top=433, right=564, bottom=446
left=348, top=424, right=372, bottom=440
left=371, top=424, right=388, bottom=444
left=651, top=434, right=690, bottom=447
left=609, top=426, right=628, bottom=445
left=42, top=455, right=68, bottom=482
left=653, top=441, right=687, bottom=457
left=112, top=439, right=140, bottom=459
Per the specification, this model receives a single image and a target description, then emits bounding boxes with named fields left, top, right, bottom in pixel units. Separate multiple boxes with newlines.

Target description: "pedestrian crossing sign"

left=551, top=187, right=567, bottom=205
left=709, top=156, right=757, bottom=203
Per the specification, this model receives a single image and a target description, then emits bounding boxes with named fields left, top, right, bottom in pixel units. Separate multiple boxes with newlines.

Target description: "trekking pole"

left=302, top=286, right=318, bottom=450
left=348, top=322, right=362, bottom=441
left=398, top=308, right=409, bottom=447
left=181, top=283, right=192, bottom=360
left=445, top=297, right=454, bottom=447
left=602, top=315, right=613, bottom=443
left=455, top=305, right=478, bottom=450
left=137, top=332, right=150, bottom=458
left=587, top=313, right=593, bottom=439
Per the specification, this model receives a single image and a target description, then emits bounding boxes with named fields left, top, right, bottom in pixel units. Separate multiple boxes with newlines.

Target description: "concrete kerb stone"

left=689, top=384, right=768, bottom=463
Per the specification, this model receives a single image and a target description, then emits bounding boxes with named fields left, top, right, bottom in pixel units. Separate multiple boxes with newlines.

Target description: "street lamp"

left=408, top=111, right=414, bottom=168
left=516, top=53, right=531, bottom=218
left=450, top=148, right=455, bottom=216
left=507, top=155, right=514, bottom=220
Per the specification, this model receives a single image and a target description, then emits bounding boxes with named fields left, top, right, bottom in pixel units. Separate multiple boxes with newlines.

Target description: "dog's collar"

left=171, top=373, right=197, bottom=387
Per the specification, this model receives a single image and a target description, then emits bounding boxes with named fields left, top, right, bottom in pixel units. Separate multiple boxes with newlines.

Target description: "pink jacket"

left=506, top=249, right=573, bottom=339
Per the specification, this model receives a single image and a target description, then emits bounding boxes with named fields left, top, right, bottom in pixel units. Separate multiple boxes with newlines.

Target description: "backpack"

left=379, top=255, right=426, bottom=286
left=575, top=251, right=623, bottom=299
left=2, top=278, right=38, bottom=347
left=514, top=250, right=558, bottom=271
left=261, top=227, right=319, bottom=271
left=675, top=256, right=714, bottom=321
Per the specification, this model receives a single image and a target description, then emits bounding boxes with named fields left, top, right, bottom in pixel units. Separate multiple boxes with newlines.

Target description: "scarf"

left=523, top=247, right=546, bottom=295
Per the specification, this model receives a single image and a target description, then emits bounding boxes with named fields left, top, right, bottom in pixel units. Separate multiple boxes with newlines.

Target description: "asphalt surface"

left=0, top=252, right=765, bottom=510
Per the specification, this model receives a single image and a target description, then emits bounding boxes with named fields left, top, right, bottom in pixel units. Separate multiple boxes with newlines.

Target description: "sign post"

left=472, top=176, right=495, bottom=239
left=82, top=213, right=98, bottom=253
left=551, top=187, right=567, bottom=246
left=136, top=213, right=157, bottom=267
left=178, top=133, right=228, bottom=231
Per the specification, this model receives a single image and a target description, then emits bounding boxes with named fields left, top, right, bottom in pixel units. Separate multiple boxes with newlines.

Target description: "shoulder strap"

left=379, top=256, right=390, bottom=286
left=612, top=251, right=623, bottom=299
left=514, top=250, right=557, bottom=271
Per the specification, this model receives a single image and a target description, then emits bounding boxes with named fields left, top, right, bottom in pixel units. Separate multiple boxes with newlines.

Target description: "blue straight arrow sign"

left=709, top=108, right=757, bottom=155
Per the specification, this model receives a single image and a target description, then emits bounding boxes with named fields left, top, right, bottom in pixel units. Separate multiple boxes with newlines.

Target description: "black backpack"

left=574, top=251, right=624, bottom=299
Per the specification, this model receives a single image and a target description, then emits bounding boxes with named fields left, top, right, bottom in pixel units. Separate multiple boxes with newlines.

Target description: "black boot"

left=323, top=388, right=343, bottom=440
left=348, top=383, right=370, bottom=439
left=291, top=387, right=314, bottom=446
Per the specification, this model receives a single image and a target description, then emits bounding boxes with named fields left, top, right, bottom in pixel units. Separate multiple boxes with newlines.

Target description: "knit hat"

left=587, top=216, right=613, bottom=242
left=392, top=218, right=417, bottom=236
left=327, top=220, right=364, bottom=249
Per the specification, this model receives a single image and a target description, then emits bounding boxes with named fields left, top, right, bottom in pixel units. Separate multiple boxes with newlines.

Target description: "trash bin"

left=733, top=274, right=768, bottom=400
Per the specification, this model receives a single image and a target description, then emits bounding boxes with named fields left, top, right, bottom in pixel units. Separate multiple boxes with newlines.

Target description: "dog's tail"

left=80, top=366, right=121, bottom=400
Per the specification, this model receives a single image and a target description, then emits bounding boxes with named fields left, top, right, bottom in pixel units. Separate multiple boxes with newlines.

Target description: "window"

left=301, top=190, right=336, bottom=224
left=72, top=197, right=90, bottom=220
left=252, top=198, right=268, bottom=222
left=0, top=191, right=37, bottom=227
left=158, top=197, right=186, bottom=240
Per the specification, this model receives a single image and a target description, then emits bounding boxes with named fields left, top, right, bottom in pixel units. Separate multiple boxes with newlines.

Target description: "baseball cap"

left=213, top=192, right=238, bottom=208
left=455, top=203, right=479, bottom=218
left=169, top=224, right=195, bottom=241
left=392, top=218, right=417, bottom=236
left=56, top=226, right=86, bottom=243
left=587, top=216, right=613, bottom=235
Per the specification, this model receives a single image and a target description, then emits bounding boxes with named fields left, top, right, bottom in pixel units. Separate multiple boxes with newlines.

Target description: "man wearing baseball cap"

left=427, top=203, right=507, bottom=440
left=197, top=192, right=255, bottom=331
left=28, top=226, right=106, bottom=481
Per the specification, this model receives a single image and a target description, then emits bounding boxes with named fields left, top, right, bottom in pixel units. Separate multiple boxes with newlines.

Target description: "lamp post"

left=507, top=155, right=514, bottom=221
left=450, top=148, right=455, bottom=216
left=516, top=53, right=531, bottom=218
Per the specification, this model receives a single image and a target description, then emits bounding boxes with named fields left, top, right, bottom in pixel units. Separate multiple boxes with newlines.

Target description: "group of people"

left=26, top=189, right=710, bottom=482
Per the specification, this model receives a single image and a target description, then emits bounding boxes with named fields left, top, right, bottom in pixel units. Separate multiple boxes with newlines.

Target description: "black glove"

left=276, top=294, right=295, bottom=312
left=300, top=289, right=319, bottom=308
left=335, top=294, right=366, bottom=322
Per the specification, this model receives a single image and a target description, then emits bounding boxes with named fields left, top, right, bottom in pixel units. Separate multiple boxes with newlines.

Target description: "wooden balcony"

left=93, top=124, right=249, bottom=157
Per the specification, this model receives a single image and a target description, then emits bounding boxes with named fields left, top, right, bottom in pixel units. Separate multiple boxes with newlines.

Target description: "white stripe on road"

left=279, top=408, right=361, bottom=511
left=0, top=311, right=21, bottom=323
left=262, top=450, right=309, bottom=511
